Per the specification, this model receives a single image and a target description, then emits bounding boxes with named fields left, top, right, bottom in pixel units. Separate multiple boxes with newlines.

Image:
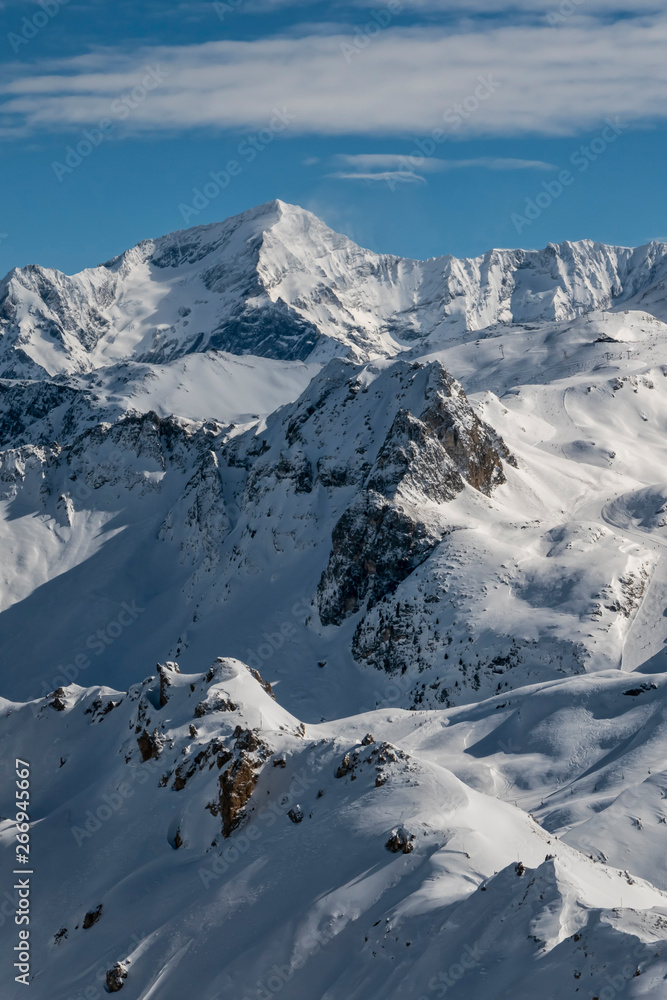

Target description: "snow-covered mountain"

left=3, top=199, right=667, bottom=376
left=2, top=203, right=667, bottom=998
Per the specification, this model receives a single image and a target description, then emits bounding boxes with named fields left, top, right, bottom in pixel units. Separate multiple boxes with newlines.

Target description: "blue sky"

left=0, top=0, right=665, bottom=276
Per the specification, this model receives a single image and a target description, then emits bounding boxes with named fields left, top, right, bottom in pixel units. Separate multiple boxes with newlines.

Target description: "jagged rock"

left=316, top=362, right=512, bottom=627
left=318, top=492, right=442, bottom=626
left=49, top=687, right=67, bottom=712
left=624, top=683, right=657, bottom=697
left=83, top=904, right=103, bottom=929
left=361, top=733, right=375, bottom=746
left=219, top=754, right=259, bottom=838
left=137, top=728, right=164, bottom=762
left=106, top=962, right=128, bottom=992
left=385, top=829, right=415, bottom=854
left=158, top=449, right=229, bottom=583
left=157, top=661, right=180, bottom=707
left=250, top=667, right=276, bottom=700
left=335, top=753, right=353, bottom=778
left=288, top=805, right=304, bottom=824
left=233, top=727, right=263, bottom=752
left=173, top=764, right=196, bottom=792
left=175, top=738, right=230, bottom=789
left=85, top=696, right=120, bottom=720
left=194, top=694, right=237, bottom=718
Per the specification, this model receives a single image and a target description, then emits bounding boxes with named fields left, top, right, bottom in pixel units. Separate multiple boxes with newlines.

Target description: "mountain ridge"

left=3, top=200, right=667, bottom=379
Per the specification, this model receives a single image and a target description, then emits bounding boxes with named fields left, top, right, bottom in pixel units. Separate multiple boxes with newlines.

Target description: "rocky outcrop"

left=157, top=661, right=180, bottom=707
left=82, top=904, right=103, bottom=929
left=219, top=755, right=259, bottom=838
left=106, top=962, right=128, bottom=992
left=214, top=726, right=271, bottom=837
left=137, top=729, right=165, bottom=762
left=48, top=688, right=68, bottom=712
left=250, top=668, right=276, bottom=701
left=318, top=493, right=440, bottom=626
left=317, top=362, right=512, bottom=626
left=386, top=828, right=415, bottom=854
left=194, top=694, right=237, bottom=718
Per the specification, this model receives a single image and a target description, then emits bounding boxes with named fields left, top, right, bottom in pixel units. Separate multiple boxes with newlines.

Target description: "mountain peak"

left=3, top=202, right=667, bottom=380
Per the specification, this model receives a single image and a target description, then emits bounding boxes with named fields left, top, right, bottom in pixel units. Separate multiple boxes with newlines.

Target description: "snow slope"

left=2, top=661, right=667, bottom=1000
left=2, top=204, right=667, bottom=998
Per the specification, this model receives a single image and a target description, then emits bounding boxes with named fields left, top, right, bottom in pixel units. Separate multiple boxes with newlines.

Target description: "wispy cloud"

left=362, top=0, right=659, bottom=10
left=329, top=170, right=427, bottom=184
left=1, top=15, right=665, bottom=139
left=334, top=154, right=557, bottom=177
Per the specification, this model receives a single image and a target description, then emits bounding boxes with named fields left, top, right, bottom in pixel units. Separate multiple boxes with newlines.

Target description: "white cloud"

left=1, top=16, right=666, bottom=139
left=329, top=170, right=426, bottom=184
left=336, top=154, right=557, bottom=172
left=367, top=0, right=659, bottom=10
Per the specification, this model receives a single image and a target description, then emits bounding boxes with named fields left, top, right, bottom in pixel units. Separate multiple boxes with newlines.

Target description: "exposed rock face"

left=215, top=725, right=272, bottom=837
left=318, top=493, right=440, bottom=626
left=317, top=362, right=513, bottom=626
left=48, top=687, right=67, bottom=712
left=335, top=741, right=407, bottom=783
left=158, top=446, right=229, bottom=594
left=219, top=755, right=259, bottom=838
left=137, top=729, right=165, bottom=762
left=335, top=753, right=353, bottom=779
left=157, top=661, right=180, bottom=708
left=367, top=364, right=513, bottom=501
